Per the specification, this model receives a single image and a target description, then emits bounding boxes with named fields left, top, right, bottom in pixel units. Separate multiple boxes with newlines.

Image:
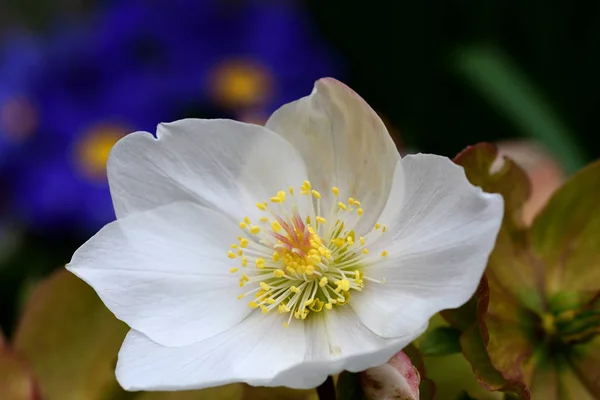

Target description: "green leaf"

left=336, top=371, right=366, bottom=400
left=0, top=348, right=39, bottom=400
left=530, top=160, right=600, bottom=295
left=12, top=269, right=129, bottom=399
left=419, top=327, right=462, bottom=356
left=455, top=45, right=586, bottom=174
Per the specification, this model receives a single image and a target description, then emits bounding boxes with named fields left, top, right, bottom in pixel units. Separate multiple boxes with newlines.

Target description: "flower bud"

left=360, top=351, right=420, bottom=400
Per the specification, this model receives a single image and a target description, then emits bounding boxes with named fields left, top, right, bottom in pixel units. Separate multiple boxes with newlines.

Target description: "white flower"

left=67, top=78, right=503, bottom=391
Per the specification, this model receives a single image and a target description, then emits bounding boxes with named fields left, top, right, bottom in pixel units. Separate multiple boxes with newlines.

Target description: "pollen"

left=227, top=181, right=387, bottom=326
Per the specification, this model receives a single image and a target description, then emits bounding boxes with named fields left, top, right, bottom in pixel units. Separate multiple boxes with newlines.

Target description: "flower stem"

left=316, top=375, right=336, bottom=400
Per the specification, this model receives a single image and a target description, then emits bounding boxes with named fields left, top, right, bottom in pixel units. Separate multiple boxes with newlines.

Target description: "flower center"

left=228, top=180, right=388, bottom=327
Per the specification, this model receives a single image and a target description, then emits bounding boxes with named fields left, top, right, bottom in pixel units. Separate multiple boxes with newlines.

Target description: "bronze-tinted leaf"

left=530, top=160, right=600, bottom=295
left=454, top=143, right=543, bottom=312
left=0, top=349, right=39, bottom=400
left=12, top=268, right=129, bottom=400
left=460, top=324, right=530, bottom=399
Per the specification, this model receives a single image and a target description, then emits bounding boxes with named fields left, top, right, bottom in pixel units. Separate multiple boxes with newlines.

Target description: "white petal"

left=265, top=78, right=400, bottom=234
left=116, top=312, right=306, bottom=391
left=274, top=307, right=424, bottom=389
left=67, top=201, right=251, bottom=347
left=108, top=119, right=309, bottom=221
left=116, top=308, right=423, bottom=391
left=353, top=154, right=503, bottom=338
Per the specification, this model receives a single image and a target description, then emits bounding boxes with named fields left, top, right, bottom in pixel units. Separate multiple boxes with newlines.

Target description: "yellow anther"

left=332, top=238, right=345, bottom=247
left=277, top=191, right=286, bottom=203
left=310, top=298, right=324, bottom=312
left=325, top=302, right=333, bottom=310
left=231, top=244, right=238, bottom=249
left=283, top=322, right=290, bottom=328
left=381, top=250, right=388, bottom=257
left=290, top=286, right=300, bottom=294
left=237, top=249, right=243, bottom=256
left=382, top=225, right=387, bottom=233
left=239, top=238, right=249, bottom=248
left=239, top=222, right=247, bottom=229
left=248, top=301, right=259, bottom=309
left=266, top=298, right=276, bottom=304
left=357, top=208, right=364, bottom=216
left=338, top=202, right=347, bottom=211
left=260, top=304, right=269, bottom=314
left=316, top=216, right=326, bottom=225
left=346, top=236, right=354, bottom=245
left=249, top=225, right=261, bottom=235
left=359, top=237, right=365, bottom=246
left=311, top=189, right=322, bottom=199
left=309, top=254, right=322, bottom=265
left=354, top=270, right=363, bottom=283
left=304, top=299, right=314, bottom=307
left=303, top=180, right=311, bottom=190
left=244, top=216, right=251, bottom=225
left=362, top=248, right=369, bottom=254
left=227, top=250, right=237, bottom=259
left=241, top=256, right=248, bottom=267
left=256, top=202, right=266, bottom=211
left=348, top=197, right=355, bottom=205
left=229, top=268, right=239, bottom=273
left=272, top=252, right=280, bottom=262
left=237, top=294, right=245, bottom=299
left=332, top=187, right=339, bottom=196
left=256, top=258, right=265, bottom=268
left=270, top=195, right=281, bottom=203
left=289, top=186, right=294, bottom=195
left=337, top=291, right=351, bottom=305
left=336, top=279, right=351, bottom=292
left=319, top=277, right=328, bottom=287
left=260, top=282, right=270, bottom=291
left=271, top=221, right=282, bottom=232
left=241, top=273, right=250, bottom=282
left=260, top=216, right=269, bottom=223
left=375, top=223, right=381, bottom=230
left=273, top=269, right=285, bottom=278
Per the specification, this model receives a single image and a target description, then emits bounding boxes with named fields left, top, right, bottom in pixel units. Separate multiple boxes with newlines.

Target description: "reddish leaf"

left=0, top=348, right=40, bottom=400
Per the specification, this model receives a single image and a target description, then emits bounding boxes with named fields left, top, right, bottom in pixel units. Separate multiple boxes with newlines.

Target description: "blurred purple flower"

left=2, top=0, right=341, bottom=234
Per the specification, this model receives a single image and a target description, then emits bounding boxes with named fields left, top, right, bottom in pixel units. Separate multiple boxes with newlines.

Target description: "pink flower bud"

left=360, top=351, right=420, bottom=400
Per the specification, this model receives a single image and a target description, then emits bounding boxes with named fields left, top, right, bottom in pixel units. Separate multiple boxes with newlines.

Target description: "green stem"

left=316, top=375, right=336, bottom=400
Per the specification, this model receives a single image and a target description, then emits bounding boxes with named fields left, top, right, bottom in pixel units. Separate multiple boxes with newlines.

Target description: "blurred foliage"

left=1, top=0, right=600, bottom=399
left=443, top=143, right=600, bottom=399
